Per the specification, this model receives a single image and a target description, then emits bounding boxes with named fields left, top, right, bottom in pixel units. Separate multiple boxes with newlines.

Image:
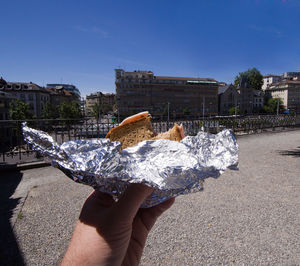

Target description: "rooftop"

left=263, top=74, right=281, bottom=78
left=1, top=82, right=48, bottom=93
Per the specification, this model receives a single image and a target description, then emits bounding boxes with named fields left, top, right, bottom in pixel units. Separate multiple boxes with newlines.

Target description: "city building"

left=281, top=72, right=300, bottom=81
left=237, top=77, right=264, bottom=114
left=218, top=84, right=239, bottom=115
left=80, top=97, right=85, bottom=116
left=218, top=83, right=264, bottom=115
left=85, top=91, right=115, bottom=116
left=0, top=91, right=16, bottom=120
left=262, top=75, right=281, bottom=90
left=115, top=69, right=219, bottom=117
left=0, top=91, right=17, bottom=152
left=266, top=80, right=300, bottom=113
left=253, top=90, right=264, bottom=112
left=46, top=84, right=81, bottom=100
left=46, top=86, right=78, bottom=108
left=0, top=80, right=50, bottom=118
left=218, top=81, right=227, bottom=87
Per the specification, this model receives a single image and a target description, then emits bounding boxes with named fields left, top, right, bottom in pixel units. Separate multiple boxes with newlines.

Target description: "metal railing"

left=0, top=115, right=297, bottom=165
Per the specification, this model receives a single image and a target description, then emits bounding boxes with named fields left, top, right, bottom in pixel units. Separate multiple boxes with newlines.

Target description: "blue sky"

left=1, top=0, right=300, bottom=97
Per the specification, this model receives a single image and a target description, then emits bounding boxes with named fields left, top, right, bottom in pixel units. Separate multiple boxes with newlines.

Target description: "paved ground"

left=1, top=129, right=300, bottom=265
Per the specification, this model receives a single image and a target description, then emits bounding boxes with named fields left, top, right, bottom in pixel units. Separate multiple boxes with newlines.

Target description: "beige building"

left=262, top=74, right=281, bottom=90
left=85, top=92, right=115, bottom=116
left=115, top=69, right=218, bottom=117
left=267, top=80, right=300, bottom=113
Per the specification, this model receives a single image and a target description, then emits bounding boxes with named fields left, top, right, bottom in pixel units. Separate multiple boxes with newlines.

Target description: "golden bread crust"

left=152, top=123, right=182, bottom=142
left=106, top=116, right=155, bottom=149
left=106, top=114, right=184, bottom=149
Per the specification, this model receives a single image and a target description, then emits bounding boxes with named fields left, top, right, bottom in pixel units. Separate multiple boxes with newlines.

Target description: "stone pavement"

left=1, top=129, right=300, bottom=265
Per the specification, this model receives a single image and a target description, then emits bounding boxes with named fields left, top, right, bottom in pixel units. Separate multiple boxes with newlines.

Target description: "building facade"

left=266, top=80, right=300, bottom=113
left=46, top=87, right=78, bottom=108
left=0, top=91, right=16, bottom=120
left=0, top=91, right=17, bottom=152
left=46, top=84, right=81, bottom=100
left=253, top=90, right=264, bottom=111
left=281, top=72, right=300, bottom=81
left=219, top=84, right=264, bottom=115
left=262, top=75, right=281, bottom=90
left=236, top=77, right=265, bottom=114
left=85, top=92, right=115, bottom=116
left=115, top=69, right=218, bottom=117
left=0, top=81, right=50, bottom=118
left=218, top=84, right=239, bottom=115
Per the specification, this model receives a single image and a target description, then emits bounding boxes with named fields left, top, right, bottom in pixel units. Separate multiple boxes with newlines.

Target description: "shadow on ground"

left=0, top=170, right=25, bottom=266
left=278, top=146, right=300, bottom=157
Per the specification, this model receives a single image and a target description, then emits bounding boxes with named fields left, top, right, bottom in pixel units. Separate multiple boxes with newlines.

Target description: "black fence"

left=0, top=114, right=297, bottom=165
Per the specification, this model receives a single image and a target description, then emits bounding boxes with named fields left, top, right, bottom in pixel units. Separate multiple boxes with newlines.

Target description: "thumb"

left=113, top=184, right=154, bottom=222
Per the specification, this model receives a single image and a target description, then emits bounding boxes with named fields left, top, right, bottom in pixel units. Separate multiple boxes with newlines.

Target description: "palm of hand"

left=75, top=185, right=174, bottom=266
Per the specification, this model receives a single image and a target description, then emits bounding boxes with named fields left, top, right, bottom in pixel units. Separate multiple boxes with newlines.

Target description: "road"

left=1, top=129, right=300, bottom=265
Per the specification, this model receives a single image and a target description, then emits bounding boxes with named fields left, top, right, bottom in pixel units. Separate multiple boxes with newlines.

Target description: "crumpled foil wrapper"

left=23, top=123, right=238, bottom=208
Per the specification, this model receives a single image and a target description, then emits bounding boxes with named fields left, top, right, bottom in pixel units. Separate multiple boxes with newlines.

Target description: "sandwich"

left=105, top=111, right=185, bottom=149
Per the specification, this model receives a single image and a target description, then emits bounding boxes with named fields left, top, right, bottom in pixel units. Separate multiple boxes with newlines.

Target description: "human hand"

left=61, top=184, right=175, bottom=266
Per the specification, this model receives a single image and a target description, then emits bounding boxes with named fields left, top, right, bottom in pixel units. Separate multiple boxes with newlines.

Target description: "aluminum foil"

left=23, top=123, right=238, bottom=208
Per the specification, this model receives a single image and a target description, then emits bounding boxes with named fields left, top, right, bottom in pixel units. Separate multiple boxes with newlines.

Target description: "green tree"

left=234, top=68, right=263, bottom=90
left=103, top=104, right=114, bottom=114
left=59, top=101, right=82, bottom=120
left=42, top=102, right=59, bottom=119
left=263, top=98, right=284, bottom=114
left=183, top=107, right=190, bottom=115
left=229, top=106, right=240, bottom=115
left=9, top=99, right=33, bottom=120
left=92, top=102, right=102, bottom=120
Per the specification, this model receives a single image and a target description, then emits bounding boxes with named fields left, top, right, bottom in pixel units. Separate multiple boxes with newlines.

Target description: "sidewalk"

left=1, top=129, right=300, bottom=265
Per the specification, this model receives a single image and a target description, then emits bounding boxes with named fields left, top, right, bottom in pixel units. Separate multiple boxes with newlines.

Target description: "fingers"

left=139, top=197, right=175, bottom=231
left=154, top=197, right=175, bottom=214
left=113, top=184, right=154, bottom=222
